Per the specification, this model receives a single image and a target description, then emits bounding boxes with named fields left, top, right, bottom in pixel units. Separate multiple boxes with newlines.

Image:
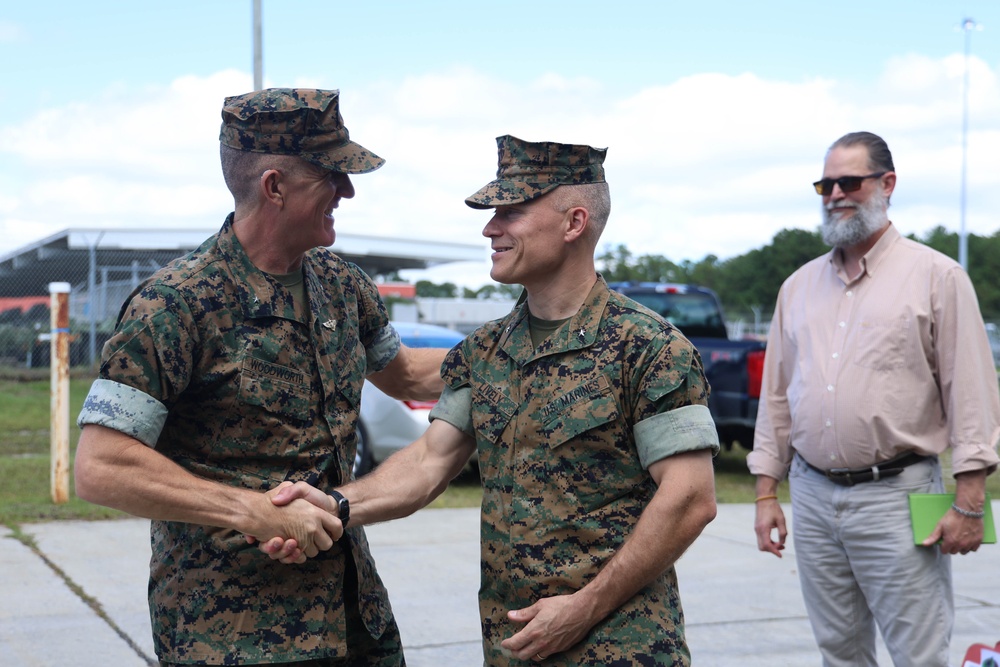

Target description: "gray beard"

left=821, top=191, right=888, bottom=247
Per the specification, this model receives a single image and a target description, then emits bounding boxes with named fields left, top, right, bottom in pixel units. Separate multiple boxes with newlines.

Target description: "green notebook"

left=908, top=493, right=996, bottom=545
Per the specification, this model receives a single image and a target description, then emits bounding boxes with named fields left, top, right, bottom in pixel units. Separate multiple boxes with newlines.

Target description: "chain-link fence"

left=0, top=228, right=490, bottom=371
left=0, top=230, right=207, bottom=370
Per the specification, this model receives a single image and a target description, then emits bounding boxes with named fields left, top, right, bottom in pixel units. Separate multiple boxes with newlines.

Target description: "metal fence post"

left=49, top=281, right=71, bottom=504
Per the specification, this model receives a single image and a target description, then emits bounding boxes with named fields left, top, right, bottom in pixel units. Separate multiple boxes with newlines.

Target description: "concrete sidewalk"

left=2, top=504, right=998, bottom=666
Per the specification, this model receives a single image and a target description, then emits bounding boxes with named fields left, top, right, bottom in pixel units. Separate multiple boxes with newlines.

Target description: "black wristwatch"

left=330, top=489, right=350, bottom=528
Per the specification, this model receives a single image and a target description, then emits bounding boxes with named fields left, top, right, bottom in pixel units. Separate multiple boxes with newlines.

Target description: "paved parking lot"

left=2, top=504, right=998, bottom=666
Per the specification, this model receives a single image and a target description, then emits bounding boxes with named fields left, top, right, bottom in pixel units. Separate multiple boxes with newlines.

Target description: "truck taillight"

left=746, top=349, right=765, bottom=399
left=404, top=400, right=438, bottom=410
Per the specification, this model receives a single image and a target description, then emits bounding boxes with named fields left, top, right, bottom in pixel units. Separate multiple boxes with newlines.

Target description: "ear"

left=881, top=171, right=897, bottom=200
left=259, top=169, right=285, bottom=207
left=564, top=206, right=589, bottom=243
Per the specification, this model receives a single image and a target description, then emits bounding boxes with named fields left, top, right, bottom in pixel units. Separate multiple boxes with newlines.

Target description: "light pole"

left=958, top=17, right=977, bottom=272
left=253, top=0, right=263, bottom=90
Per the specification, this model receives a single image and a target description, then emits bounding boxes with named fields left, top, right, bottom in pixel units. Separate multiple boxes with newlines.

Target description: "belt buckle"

left=826, top=467, right=855, bottom=486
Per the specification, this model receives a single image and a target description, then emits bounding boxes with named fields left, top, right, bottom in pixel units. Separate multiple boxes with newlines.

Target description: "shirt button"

left=839, top=321, right=846, bottom=328
left=832, top=352, right=839, bottom=359
left=846, top=291, right=853, bottom=297
left=825, top=420, right=832, bottom=427
left=830, top=454, right=837, bottom=461
left=827, top=385, right=834, bottom=391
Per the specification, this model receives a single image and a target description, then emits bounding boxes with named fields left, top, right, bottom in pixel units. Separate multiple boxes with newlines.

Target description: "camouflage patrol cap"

left=219, top=88, right=384, bottom=174
left=465, top=135, right=607, bottom=209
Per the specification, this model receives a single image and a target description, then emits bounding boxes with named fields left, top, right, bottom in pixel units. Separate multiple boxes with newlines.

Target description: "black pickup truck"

left=609, top=282, right=765, bottom=451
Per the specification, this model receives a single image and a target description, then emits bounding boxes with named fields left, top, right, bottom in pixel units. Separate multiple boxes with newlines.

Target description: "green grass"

left=713, top=446, right=769, bottom=503
left=0, top=375, right=128, bottom=525
left=2, top=372, right=998, bottom=526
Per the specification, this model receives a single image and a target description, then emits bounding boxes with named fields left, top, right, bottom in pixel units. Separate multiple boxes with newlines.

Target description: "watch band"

left=330, top=489, right=350, bottom=528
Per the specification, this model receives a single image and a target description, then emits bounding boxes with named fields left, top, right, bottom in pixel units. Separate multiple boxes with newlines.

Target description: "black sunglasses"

left=812, top=172, right=887, bottom=196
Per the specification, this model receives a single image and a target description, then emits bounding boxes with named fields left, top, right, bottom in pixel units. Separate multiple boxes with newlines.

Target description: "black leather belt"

left=803, top=451, right=930, bottom=487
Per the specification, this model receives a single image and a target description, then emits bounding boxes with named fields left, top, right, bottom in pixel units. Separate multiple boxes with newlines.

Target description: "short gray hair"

left=220, top=145, right=313, bottom=206
left=549, top=182, right=611, bottom=244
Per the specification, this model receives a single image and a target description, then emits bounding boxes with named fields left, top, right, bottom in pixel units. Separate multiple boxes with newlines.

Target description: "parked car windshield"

left=626, top=293, right=728, bottom=338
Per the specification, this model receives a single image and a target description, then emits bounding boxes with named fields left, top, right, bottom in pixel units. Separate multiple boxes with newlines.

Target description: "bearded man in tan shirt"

left=748, top=131, right=1000, bottom=667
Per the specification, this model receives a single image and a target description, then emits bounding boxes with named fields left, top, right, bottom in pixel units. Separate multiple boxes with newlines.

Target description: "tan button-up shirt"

left=748, top=224, right=1000, bottom=480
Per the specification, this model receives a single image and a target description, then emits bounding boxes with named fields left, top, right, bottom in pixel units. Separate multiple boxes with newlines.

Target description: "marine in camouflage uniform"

left=439, top=136, right=719, bottom=665
left=75, top=89, right=439, bottom=665
left=438, top=274, right=715, bottom=665
left=263, top=135, right=719, bottom=666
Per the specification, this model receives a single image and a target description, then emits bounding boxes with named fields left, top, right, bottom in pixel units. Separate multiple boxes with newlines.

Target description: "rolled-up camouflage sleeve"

left=77, top=379, right=168, bottom=447
left=365, top=324, right=401, bottom=374
left=427, top=340, right=473, bottom=433
left=429, top=385, right=473, bottom=436
left=634, top=404, right=719, bottom=468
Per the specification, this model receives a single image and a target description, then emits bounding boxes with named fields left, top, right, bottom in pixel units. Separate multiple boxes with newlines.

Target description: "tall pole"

left=253, top=0, right=263, bottom=90
left=959, top=18, right=976, bottom=272
left=49, top=282, right=71, bottom=504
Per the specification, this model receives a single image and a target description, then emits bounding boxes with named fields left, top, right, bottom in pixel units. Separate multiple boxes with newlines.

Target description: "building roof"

left=0, top=227, right=485, bottom=297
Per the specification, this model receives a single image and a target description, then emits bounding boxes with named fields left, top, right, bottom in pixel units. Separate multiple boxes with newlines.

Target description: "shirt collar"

left=498, top=274, right=610, bottom=362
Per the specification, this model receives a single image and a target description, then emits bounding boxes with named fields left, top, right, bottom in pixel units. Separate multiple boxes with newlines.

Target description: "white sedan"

left=355, top=321, right=466, bottom=476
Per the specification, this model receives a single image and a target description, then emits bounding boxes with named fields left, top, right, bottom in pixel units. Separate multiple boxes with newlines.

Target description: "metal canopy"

left=0, top=227, right=485, bottom=297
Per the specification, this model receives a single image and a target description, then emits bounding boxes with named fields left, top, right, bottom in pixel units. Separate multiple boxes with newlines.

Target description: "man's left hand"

left=922, top=510, right=984, bottom=554
left=500, top=594, right=596, bottom=662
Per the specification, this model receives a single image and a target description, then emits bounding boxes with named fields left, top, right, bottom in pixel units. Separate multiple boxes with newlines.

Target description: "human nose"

left=333, top=173, right=355, bottom=199
left=482, top=214, right=501, bottom=238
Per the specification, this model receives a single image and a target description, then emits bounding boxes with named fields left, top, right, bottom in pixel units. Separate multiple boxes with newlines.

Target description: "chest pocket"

left=238, top=356, right=312, bottom=421
left=852, top=317, right=910, bottom=371
left=471, top=374, right=517, bottom=445
left=539, top=374, right=621, bottom=448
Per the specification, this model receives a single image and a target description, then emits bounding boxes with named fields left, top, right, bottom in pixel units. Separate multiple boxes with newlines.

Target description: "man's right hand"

left=244, top=482, right=343, bottom=564
left=754, top=499, right=787, bottom=557
left=247, top=481, right=341, bottom=564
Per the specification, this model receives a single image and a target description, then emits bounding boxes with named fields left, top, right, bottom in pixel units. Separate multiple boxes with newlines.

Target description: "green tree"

left=596, top=244, right=636, bottom=281
left=465, top=284, right=521, bottom=300
left=415, top=280, right=458, bottom=298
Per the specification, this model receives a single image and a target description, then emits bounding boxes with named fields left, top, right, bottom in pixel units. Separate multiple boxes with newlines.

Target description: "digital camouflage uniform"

left=433, top=136, right=719, bottom=666
left=78, top=89, right=403, bottom=665
left=79, top=217, right=400, bottom=663
left=436, top=278, right=715, bottom=666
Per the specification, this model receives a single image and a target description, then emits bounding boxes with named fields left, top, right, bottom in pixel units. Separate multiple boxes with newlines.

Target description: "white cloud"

left=0, top=21, right=24, bottom=43
left=2, top=56, right=999, bottom=288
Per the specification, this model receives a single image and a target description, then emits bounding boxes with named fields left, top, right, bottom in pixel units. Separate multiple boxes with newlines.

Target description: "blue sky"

left=2, top=1, right=1000, bottom=287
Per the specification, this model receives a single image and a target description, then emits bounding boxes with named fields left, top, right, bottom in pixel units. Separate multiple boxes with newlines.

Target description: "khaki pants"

left=789, top=454, right=952, bottom=667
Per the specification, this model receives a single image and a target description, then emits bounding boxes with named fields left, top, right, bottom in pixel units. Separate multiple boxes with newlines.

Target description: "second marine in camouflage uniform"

left=439, top=274, right=714, bottom=665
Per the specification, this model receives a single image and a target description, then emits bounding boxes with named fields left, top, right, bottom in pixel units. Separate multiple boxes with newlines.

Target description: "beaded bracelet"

left=951, top=503, right=985, bottom=519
